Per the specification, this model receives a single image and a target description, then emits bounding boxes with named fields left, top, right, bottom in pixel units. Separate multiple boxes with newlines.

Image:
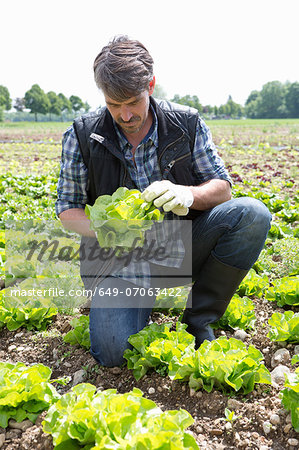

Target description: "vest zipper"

left=163, top=153, right=190, bottom=177
left=158, top=132, right=185, bottom=167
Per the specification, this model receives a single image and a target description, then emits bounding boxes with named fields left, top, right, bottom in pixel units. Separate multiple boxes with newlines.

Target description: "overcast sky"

left=1, top=0, right=299, bottom=110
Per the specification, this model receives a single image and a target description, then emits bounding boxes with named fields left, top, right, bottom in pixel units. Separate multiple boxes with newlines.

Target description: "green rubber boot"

left=182, top=254, right=249, bottom=349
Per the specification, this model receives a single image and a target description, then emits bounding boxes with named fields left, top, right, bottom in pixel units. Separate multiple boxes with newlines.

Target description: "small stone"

left=259, top=446, right=269, bottom=450
left=0, top=434, right=5, bottom=448
left=148, top=387, right=155, bottom=394
left=210, top=428, right=223, bottom=436
left=189, top=388, right=196, bottom=397
left=110, top=367, right=122, bottom=375
left=157, top=386, right=163, bottom=392
left=227, top=398, right=243, bottom=410
left=225, top=422, right=232, bottom=431
left=16, top=346, right=25, bottom=351
left=294, top=345, right=299, bottom=355
left=269, top=414, right=280, bottom=425
left=8, top=345, right=16, bottom=352
left=270, top=365, right=290, bottom=385
left=8, top=419, right=33, bottom=431
left=72, top=369, right=85, bottom=386
left=52, top=349, right=59, bottom=360
left=262, top=421, right=271, bottom=434
left=262, top=347, right=270, bottom=354
left=234, top=432, right=241, bottom=441
left=233, top=330, right=248, bottom=341
left=283, top=423, right=293, bottom=433
left=196, top=425, right=204, bottom=433
left=196, top=391, right=203, bottom=398
left=63, top=362, right=72, bottom=368
left=288, top=438, right=299, bottom=447
left=271, top=348, right=291, bottom=368
left=14, top=332, right=24, bottom=338
left=5, top=429, right=22, bottom=439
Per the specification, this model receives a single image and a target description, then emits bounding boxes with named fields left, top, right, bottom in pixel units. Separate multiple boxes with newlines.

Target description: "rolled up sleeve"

left=192, top=117, right=232, bottom=186
left=55, top=125, right=88, bottom=216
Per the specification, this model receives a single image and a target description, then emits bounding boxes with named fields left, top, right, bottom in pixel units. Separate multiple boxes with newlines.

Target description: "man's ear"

left=149, top=76, right=156, bottom=96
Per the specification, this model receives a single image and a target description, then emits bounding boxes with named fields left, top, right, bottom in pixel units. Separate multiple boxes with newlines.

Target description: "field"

left=0, top=119, right=298, bottom=449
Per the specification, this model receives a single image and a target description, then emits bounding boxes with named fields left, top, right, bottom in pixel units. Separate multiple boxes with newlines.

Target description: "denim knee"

left=237, top=197, right=272, bottom=236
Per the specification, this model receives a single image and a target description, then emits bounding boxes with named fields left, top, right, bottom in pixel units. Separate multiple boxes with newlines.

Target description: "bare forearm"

left=58, top=208, right=96, bottom=237
left=190, top=179, right=231, bottom=210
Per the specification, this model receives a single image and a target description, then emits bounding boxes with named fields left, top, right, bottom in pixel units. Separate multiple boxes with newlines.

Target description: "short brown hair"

left=93, top=35, right=154, bottom=101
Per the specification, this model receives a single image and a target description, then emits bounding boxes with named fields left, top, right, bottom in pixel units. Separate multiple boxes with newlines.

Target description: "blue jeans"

left=89, top=197, right=271, bottom=366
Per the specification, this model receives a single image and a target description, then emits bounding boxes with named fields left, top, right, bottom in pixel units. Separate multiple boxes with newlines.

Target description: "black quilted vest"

left=73, top=97, right=202, bottom=220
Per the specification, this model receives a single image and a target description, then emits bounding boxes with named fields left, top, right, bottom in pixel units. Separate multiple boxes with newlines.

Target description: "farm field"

left=0, top=118, right=298, bottom=449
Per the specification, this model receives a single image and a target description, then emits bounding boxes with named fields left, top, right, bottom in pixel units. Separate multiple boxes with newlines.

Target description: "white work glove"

left=141, top=180, right=194, bottom=216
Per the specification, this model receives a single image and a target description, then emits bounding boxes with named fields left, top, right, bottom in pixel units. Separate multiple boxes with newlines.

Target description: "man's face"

left=104, top=87, right=153, bottom=136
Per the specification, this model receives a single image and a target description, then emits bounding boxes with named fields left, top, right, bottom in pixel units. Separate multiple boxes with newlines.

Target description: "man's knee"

left=236, top=197, right=272, bottom=234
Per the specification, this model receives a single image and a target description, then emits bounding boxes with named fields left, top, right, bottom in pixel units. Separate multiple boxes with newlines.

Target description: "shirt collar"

left=113, top=103, right=158, bottom=151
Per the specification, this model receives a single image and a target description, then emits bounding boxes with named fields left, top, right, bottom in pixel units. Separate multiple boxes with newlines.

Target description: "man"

left=56, top=35, right=271, bottom=367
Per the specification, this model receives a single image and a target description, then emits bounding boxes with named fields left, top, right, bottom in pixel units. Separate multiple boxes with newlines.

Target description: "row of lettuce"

left=0, top=361, right=198, bottom=449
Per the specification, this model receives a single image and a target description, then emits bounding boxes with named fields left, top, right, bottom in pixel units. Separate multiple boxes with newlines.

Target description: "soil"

left=0, top=295, right=298, bottom=450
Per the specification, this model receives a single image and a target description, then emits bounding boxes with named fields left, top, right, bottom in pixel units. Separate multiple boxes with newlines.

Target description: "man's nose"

left=120, top=105, right=133, bottom=122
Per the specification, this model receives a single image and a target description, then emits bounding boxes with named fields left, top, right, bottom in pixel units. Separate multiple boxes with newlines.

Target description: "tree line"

left=168, top=81, right=299, bottom=119
left=0, top=84, right=90, bottom=122
left=0, top=80, right=299, bottom=121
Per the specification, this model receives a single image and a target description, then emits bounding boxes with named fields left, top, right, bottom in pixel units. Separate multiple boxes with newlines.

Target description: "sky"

left=1, top=0, right=299, bottom=110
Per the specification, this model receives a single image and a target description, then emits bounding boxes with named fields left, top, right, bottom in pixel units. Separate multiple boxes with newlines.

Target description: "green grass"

left=206, top=118, right=299, bottom=126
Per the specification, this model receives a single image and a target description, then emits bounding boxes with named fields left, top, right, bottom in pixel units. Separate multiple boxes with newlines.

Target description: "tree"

left=245, top=90, right=260, bottom=106
left=170, top=94, right=203, bottom=113
left=24, top=84, right=50, bottom=121
left=83, top=101, right=91, bottom=113
left=245, top=97, right=261, bottom=119
left=0, top=85, right=12, bottom=110
left=58, top=93, right=72, bottom=113
left=47, top=91, right=63, bottom=120
left=285, top=82, right=299, bottom=118
left=152, top=84, right=168, bottom=100
left=13, top=97, right=25, bottom=112
left=258, top=81, right=285, bottom=118
left=70, top=95, right=84, bottom=113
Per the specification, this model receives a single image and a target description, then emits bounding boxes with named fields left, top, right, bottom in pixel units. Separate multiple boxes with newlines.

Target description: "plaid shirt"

left=56, top=105, right=231, bottom=286
left=56, top=105, right=231, bottom=215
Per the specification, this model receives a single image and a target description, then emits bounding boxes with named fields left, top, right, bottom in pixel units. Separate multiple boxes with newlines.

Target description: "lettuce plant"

left=43, top=384, right=198, bottom=449
left=124, top=322, right=195, bottom=381
left=281, top=367, right=299, bottom=431
left=267, top=311, right=299, bottom=343
left=237, top=269, right=269, bottom=297
left=212, top=294, right=256, bottom=331
left=174, top=337, right=271, bottom=394
left=265, top=276, right=299, bottom=307
left=0, top=289, right=57, bottom=331
left=85, top=187, right=163, bottom=252
left=63, top=315, right=91, bottom=349
left=0, top=362, right=60, bottom=428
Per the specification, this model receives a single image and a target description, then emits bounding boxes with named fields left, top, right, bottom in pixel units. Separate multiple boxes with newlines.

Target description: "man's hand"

left=141, top=180, right=194, bottom=216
